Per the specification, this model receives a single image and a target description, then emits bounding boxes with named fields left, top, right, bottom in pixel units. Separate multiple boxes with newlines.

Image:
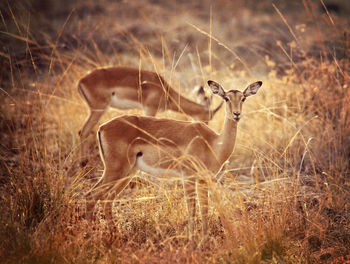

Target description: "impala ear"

left=196, top=85, right=205, bottom=95
left=207, top=80, right=226, bottom=98
left=195, top=85, right=211, bottom=108
left=243, top=81, right=262, bottom=97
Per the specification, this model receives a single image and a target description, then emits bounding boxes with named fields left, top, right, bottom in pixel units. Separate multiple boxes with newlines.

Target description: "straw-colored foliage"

left=0, top=0, right=349, bottom=263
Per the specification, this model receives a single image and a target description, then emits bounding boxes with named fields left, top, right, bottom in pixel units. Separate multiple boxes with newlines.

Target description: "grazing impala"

left=86, top=79, right=262, bottom=238
left=78, top=66, right=222, bottom=166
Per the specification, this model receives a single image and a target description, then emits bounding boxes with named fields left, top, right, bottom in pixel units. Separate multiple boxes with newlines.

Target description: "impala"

left=86, top=79, right=262, bottom=238
left=78, top=66, right=222, bottom=166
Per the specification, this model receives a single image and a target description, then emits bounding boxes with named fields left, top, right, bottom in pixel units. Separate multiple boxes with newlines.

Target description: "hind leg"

left=86, top=160, right=134, bottom=221
left=144, top=107, right=157, bottom=117
left=79, top=109, right=105, bottom=167
left=141, top=83, right=162, bottom=116
left=103, top=176, right=133, bottom=220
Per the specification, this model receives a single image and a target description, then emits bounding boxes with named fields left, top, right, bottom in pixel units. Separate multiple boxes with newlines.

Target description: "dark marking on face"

left=197, top=86, right=205, bottom=94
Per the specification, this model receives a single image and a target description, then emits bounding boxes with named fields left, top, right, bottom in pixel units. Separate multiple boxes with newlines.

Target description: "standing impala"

left=86, top=79, right=262, bottom=238
left=78, top=66, right=222, bottom=166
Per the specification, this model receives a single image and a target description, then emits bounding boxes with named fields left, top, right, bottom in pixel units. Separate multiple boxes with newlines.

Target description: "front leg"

left=215, top=160, right=229, bottom=184
left=184, top=176, right=197, bottom=240
left=198, top=179, right=208, bottom=237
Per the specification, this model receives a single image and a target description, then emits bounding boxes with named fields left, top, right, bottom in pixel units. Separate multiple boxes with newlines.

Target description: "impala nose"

left=233, top=112, right=241, bottom=120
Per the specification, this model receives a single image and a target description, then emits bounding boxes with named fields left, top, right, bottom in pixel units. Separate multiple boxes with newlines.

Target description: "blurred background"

left=1, top=0, right=348, bottom=82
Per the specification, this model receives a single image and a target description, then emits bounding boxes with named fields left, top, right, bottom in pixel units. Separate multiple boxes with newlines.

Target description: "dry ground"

left=0, top=0, right=349, bottom=263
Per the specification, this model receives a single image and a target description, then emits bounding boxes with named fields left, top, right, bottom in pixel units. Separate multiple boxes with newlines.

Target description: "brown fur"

left=78, top=66, right=221, bottom=166
left=85, top=80, right=262, bottom=238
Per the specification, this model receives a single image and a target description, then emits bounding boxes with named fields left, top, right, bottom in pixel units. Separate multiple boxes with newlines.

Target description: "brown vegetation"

left=0, top=0, right=349, bottom=263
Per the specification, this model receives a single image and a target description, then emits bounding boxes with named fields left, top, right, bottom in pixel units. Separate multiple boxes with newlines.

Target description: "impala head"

left=195, top=84, right=224, bottom=123
left=208, top=80, right=262, bottom=122
left=196, top=85, right=212, bottom=109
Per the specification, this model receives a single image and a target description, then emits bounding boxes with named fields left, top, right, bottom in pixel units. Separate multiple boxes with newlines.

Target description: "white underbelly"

left=110, top=94, right=143, bottom=110
left=136, top=156, right=182, bottom=178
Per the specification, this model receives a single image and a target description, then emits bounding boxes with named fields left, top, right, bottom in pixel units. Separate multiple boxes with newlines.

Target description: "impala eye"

left=224, top=96, right=230, bottom=102
left=241, top=97, right=246, bottom=102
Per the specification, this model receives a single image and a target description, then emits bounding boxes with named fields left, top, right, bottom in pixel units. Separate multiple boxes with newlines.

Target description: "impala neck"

left=216, top=116, right=238, bottom=165
left=168, top=93, right=209, bottom=119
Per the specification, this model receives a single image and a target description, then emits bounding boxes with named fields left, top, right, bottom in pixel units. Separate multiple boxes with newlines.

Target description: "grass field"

left=0, top=0, right=349, bottom=263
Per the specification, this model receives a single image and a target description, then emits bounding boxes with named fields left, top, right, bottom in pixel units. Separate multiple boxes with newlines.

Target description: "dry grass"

left=0, top=0, right=349, bottom=263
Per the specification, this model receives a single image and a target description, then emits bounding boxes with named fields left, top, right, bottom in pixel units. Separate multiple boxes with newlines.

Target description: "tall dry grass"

left=0, top=0, right=349, bottom=263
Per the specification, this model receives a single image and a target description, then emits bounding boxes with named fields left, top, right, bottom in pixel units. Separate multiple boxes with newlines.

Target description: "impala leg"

left=86, top=162, right=134, bottom=221
left=184, top=176, right=197, bottom=240
left=79, top=109, right=105, bottom=167
left=144, top=107, right=157, bottom=117
left=85, top=170, right=114, bottom=221
left=141, top=83, right=162, bottom=116
left=198, top=179, right=209, bottom=237
left=103, top=177, right=132, bottom=220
